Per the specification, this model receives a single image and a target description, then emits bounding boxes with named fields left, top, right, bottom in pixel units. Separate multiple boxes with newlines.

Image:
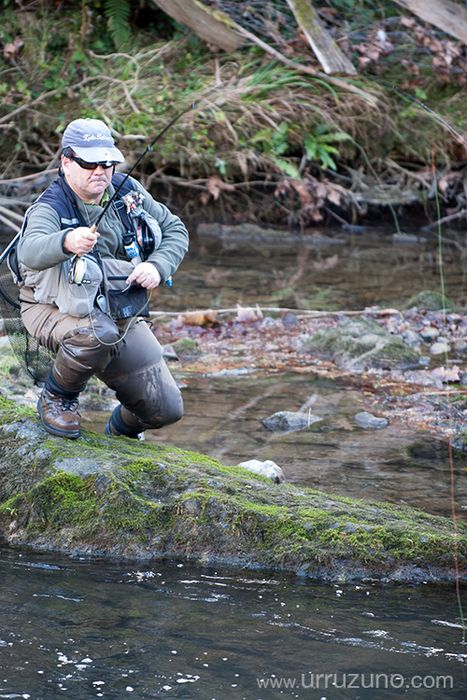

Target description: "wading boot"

left=37, top=387, right=81, bottom=439
left=104, top=404, right=145, bottom=440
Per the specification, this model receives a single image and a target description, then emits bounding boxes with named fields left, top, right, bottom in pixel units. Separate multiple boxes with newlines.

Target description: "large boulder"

left=0, top=396, right=464, bottom=582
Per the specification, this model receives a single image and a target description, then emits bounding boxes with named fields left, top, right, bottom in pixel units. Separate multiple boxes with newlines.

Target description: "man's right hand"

left=64, top=226, right=100, bottom=256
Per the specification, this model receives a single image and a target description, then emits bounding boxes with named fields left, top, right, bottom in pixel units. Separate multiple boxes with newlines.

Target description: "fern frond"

left=104, top=0, right=131, bottom=50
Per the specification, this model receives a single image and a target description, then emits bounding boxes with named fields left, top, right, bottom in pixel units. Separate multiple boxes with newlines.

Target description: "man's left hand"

left=126, top=262, right=161, bottom=289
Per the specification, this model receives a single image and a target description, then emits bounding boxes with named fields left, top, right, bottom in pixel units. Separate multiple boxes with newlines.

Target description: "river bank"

left=0, top=2, right=465, bottom=231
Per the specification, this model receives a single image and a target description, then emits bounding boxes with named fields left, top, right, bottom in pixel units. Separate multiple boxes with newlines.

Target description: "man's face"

left=61, top=153, right=114, bottom=203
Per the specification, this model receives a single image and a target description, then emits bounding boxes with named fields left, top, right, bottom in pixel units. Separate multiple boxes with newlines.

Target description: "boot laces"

left=62, top=398, right=79, bottom=412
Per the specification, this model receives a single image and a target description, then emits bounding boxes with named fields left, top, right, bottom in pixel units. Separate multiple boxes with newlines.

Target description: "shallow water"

left=0, top=548, right=466, bottom=699
left=78, top=227, right=466, bottom=518
left=153, top=227, right=467, bottom=312
left=92, top=372, right=462, bottom=519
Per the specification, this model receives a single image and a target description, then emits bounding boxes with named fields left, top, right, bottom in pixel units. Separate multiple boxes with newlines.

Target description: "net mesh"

left=0, top=249, right=53, bottom=384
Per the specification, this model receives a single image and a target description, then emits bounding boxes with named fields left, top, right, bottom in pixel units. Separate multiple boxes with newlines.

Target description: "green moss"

left=27, top=472, right=100, bottom=534
left=404, top=290, right=458, bottom=312
left=0, top=404, right=465, bottom=580
left=0, top=392, right=37, bottom=422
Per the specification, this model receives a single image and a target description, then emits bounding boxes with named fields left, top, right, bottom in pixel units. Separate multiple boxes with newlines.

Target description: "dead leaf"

left=180, top=309, right=218, bottom=327
left=290, top=179, right=312, bottom=206
left=312, top=254, right=339, bottom=271
left=326, top=184, right=342, bottom=206
left=206, top=175, right=235, bottom=201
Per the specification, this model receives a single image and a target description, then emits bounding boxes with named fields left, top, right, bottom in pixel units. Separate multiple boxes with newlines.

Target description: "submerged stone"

left=405, top=290, right=454, bottom=312
left=354, top=412, right=389, bottom=429
left=262, top=410, right=322, bottom=433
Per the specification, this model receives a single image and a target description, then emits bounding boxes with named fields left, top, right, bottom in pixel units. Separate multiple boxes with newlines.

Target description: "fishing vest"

left=31, top=171, right=135, bottom=232
left=10, top=173, right=156, bottom=318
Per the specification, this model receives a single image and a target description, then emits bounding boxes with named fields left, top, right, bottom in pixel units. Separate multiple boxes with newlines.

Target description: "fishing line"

left=432, top=148, right=466, bottom=643
left=81, top=279, right=153, bottom=347
left=391, top=85, right=466, bottom=145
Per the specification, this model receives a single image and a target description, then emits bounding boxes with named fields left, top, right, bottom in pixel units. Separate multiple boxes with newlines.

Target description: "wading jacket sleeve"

left=17, top=175, right=189, bottom=289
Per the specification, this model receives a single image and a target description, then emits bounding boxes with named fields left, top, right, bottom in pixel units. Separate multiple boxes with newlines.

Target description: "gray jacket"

left=17, top=174, right=189, bottom=306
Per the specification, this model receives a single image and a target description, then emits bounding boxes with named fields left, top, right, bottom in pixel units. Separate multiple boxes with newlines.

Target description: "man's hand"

left=64, top=226, right=99, bottom=256
left=126, top=262, right=161, bottom=289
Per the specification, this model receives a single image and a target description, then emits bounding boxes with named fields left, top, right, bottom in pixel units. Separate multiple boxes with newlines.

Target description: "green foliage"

left=250, top=122, right=300, bottom=177
left=304, top=124, right=352, bottom=171
left=104, top=0, right=132, bottom=49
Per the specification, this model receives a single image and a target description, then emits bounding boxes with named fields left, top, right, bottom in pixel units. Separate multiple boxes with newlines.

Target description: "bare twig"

left=0, top=212, right=20, bottom=231
left=0, top=76, right=103, bottom=126
left=421, top=209, right=467, bottom=231
left=0, top=206, right=23, bottom=223
left=0, top=168, right=58, bottom=185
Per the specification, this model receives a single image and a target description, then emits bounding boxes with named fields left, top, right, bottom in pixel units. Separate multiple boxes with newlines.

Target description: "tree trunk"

left=150, top=0, right=243, bottom=52
left=0, top=398, right=464, bottom=581
left=285, top=0, right=357, bottom=75
left=393, top=0, right=467, bottom=43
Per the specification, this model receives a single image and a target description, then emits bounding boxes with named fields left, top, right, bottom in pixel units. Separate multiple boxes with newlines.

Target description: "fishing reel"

left=68, top=256, right=88, bottom=285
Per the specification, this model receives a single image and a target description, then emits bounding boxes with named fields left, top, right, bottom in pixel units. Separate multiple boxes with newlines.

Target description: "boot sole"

left=37, top=399, right=81, bottom=440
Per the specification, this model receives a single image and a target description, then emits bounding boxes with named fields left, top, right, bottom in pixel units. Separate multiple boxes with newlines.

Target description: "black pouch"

left=102, top=259, right=149, bottom=320
left=107, top=282, right=149, bottom=320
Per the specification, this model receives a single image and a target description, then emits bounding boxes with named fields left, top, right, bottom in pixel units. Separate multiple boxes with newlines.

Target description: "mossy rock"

left=404, top=290, right=458, bottom=312
left=0, top=397, right=464, bottom=582
left=301, top=317, right=420, bottom=371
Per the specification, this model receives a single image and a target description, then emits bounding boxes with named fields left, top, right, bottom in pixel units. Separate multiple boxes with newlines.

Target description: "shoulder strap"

left=37, top=176, right=85, bottom=228
left=111, top=173, right=135, bottom=231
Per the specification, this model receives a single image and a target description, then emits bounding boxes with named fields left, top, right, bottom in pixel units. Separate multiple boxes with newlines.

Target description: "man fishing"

left=14, top=117, right=189, bottom=440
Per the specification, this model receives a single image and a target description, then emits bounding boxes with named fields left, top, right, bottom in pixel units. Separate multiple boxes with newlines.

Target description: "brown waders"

left=20, top=288, right=183, bottom=439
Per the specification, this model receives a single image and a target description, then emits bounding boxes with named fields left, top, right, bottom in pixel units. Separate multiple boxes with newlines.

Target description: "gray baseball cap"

left=61, top=118, right=125, bottom=163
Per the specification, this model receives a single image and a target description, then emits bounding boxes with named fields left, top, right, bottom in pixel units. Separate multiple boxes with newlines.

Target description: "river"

left=1, top=547, right=466, bottom=699
left=0, top=224, right=466, bottom=698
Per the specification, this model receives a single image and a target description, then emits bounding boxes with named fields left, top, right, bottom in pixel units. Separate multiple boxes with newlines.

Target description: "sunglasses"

left=69, top=154, right=117, bottom=170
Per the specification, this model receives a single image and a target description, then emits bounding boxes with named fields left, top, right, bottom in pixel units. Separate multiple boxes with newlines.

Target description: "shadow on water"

left=0, top=548, right=466, bottom=699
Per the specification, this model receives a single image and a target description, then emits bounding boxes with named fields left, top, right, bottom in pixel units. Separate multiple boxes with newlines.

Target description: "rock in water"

left=354, top=411, right=388, bottom=429
left=237, top=459, right=285, bottom=483
left=262, top=410, right=322, bottom=433
left=300, top=317, right=421, bottom=371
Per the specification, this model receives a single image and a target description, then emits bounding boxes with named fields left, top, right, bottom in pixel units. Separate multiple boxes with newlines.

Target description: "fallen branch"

left=149, top=306, right=403, bottom=319
left=232, top=22, right=379, bottom=107
left=0, top=206, right=24, bottom=223
left=0, top=168, right=58, bottom=185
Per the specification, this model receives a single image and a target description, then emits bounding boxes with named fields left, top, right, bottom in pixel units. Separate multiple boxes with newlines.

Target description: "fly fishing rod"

left=94, top=98, right=204, bottom=229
